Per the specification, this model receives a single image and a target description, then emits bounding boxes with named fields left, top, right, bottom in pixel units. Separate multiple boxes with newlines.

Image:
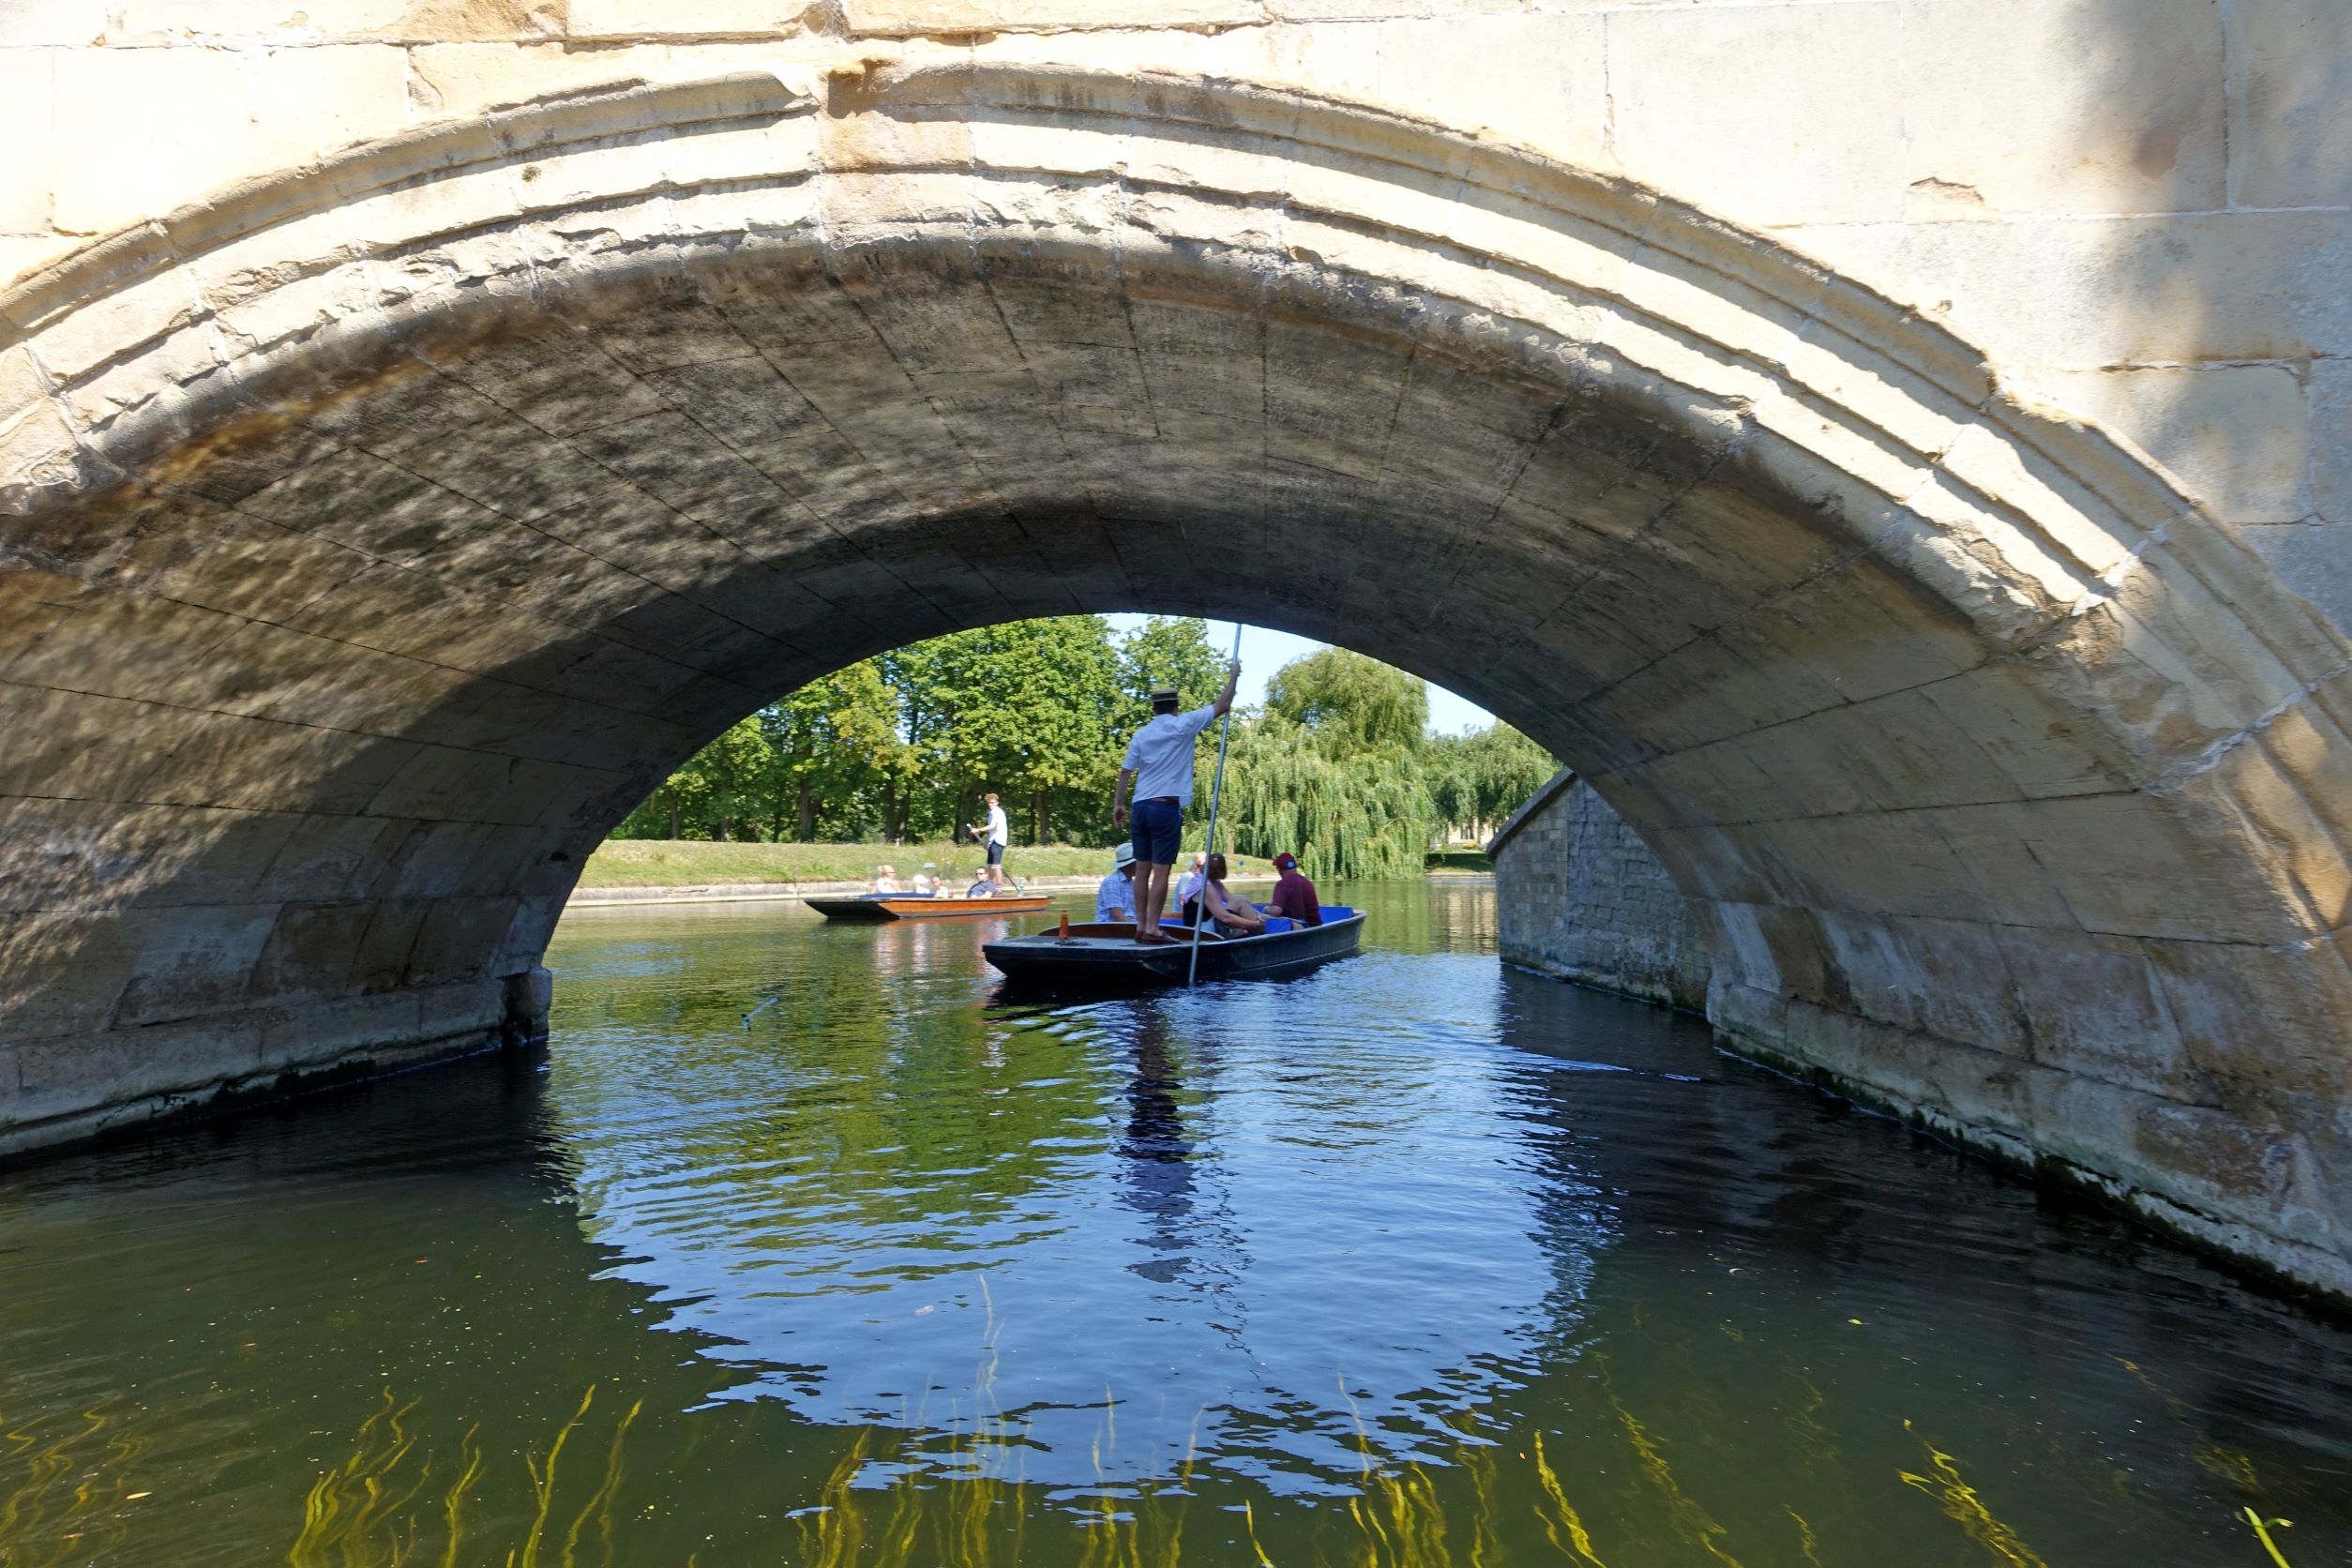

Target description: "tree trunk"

left=665, top=788, right=680, bottom=840
left=796, top=779, right=816, bottom=841
left=1032, top=789, right=1048, bottom=846
left=715, top=815, right=731, bottom=842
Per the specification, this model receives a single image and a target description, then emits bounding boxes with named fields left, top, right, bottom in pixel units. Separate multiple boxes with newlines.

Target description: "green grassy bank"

left=580, top=840, right=1127, bottom=889
left=581, top=840, right=1487, bottom=889
left=1425, top=849, right=1494, bottom=873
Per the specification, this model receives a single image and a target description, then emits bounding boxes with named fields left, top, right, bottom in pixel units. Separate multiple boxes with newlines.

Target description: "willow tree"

left=1222, top=712, right=1436, bottom=881
left=1227, top=649, right=1558, bottom=876
left=1264, top=646, right=1428, bottom=751
left=1427, top=722, right=1561, bottom=838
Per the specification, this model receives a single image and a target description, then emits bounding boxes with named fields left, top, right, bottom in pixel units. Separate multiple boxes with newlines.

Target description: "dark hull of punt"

left=806, top=895, right=1054, bottom=922
left=983, top=912, right=1364, bottom=987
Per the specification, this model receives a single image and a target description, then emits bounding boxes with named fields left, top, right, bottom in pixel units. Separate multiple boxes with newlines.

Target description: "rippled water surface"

left=2, top=879, right=2349, bottom=1565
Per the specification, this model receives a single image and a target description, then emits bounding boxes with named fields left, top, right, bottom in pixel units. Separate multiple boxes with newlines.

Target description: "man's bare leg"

left=1136, top=863, right=1171, bottom=938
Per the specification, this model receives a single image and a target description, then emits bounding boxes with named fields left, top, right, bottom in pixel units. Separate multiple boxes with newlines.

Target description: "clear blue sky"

left=1101, top=615, right=1498, bottom=735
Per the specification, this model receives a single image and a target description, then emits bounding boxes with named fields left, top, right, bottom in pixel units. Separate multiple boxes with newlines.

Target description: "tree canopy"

left=611, top=616, right=1560, bottom=877
left=1264, top=647, right=1428, bottom=754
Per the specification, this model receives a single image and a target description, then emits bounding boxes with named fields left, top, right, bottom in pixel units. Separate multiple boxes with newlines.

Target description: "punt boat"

left=982, top=907, right=1364, bottom=986
left=805, top=892, right=1054, bottom=922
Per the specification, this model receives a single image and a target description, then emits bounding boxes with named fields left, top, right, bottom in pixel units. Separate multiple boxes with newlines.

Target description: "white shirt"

left=983, top=804, right=1008, bottom=846
left=1174, top=867, right=1206, bottom=908
left=1122, top=707, right=1216, bottom=806
left=1095, top=869, right=1136, bottom=923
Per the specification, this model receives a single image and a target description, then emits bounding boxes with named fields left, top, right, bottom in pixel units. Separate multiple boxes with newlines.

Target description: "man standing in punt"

left=967, top=792, right=1011, bottom=895
left=1111, top=661, right=1240, bottom=945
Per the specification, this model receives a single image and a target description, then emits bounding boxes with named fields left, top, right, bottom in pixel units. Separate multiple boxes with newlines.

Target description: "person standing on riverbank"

left=968, top=792, right=1010, bottom=894
left=1111, top=662, right=1241, bottom=944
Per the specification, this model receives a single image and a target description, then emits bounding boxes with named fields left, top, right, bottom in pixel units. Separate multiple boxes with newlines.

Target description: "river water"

left=1, top=880, right=2347, bottom=1566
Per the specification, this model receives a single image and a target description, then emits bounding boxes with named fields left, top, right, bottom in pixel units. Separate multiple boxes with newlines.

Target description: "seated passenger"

left=870, top=864, right=900, bottom=894
left=910, top=865, right=936, bottom=895
left=1096, top=842, right=1139, bottom=924
left=1172, top=852, right=1208, bottom=914
left=1181, top=853, right=1265, bottom=937
left=1266, top=852, right=1321, bottom=926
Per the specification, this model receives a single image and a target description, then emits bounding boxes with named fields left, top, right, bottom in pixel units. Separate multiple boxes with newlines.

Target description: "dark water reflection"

left=1, top=879, right=2347, bottom=1565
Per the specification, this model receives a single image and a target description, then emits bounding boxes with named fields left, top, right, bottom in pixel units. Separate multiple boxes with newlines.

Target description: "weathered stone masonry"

left=1492, top=769, right=1712, bottom=1015
left=3, top=8, right=2351, bottom=1302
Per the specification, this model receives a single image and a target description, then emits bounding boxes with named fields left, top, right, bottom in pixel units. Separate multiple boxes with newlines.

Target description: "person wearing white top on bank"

left=967, top=792, right=1010, bottom=894
left=1109, top=661, right=1240, bottom=945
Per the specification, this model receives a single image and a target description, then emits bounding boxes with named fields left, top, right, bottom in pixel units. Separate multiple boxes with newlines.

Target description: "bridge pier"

left=501, top=966, right=554, bottom=1052
left=1493, top=771, right=2352, bottom=1301
left=1489, top=770, right=1713, bottom=1014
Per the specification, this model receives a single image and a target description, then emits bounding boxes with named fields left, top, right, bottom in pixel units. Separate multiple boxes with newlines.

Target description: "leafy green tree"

left=1226, top=651, right=1557, bottom=874
left=965, top=618, right=1123, bottom=844
left=1220, top=648, right=1437, bottom=877
left=1264, top=647, right=1429, bottom=755
left=1222, top=712, right=1435, bottom=879
left=1428, top=722, right=1560, bottom=837
left=886, top=618, right=1125, bottom=845
left=606, top=616, right=1559, bottom=867
left=668, top=715, right=777, bottom=841
left=880, top=634, right=972, bottom=841
left=1115, top=616, right=1229, bottom=729
left=767, top=659, right=917, bottom=841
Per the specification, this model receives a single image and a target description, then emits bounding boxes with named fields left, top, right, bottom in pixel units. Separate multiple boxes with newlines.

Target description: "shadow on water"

left=0, top=879, right=2346, bottom=1564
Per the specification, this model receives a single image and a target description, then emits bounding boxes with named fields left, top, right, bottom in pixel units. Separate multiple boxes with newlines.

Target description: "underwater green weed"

left=0, top=1400, right=149, bottom=1566
left=2241, top=1507, right=2296, bottom=1568
left=1896, top=1422, right=2048, bottom=1568
left=1529, top=1432, right=1607, bottom=1568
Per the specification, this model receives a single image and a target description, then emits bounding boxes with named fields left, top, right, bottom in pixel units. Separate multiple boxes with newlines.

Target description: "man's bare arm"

left=1211, top=659, right=1241, bottom=717
left=1110, top=766, right=1136, bottom=827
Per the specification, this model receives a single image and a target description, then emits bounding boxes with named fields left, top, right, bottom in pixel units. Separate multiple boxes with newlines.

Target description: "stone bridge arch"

left=2, top=60, right=2347, bottom=1294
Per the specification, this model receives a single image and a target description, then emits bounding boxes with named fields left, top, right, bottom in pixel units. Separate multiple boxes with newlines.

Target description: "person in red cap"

left=1266, top=852, right=1322, bottom=926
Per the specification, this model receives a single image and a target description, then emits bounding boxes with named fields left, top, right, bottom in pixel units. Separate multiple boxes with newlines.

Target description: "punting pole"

left=1188, top=621, right=1246, bottom=988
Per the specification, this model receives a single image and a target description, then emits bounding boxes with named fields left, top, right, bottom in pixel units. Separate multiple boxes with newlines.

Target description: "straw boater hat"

left=1112, top=843, right=1137, bottom=868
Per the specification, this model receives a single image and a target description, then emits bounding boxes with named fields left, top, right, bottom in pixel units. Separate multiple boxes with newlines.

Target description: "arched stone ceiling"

left=2, top=61, right=2347, bottom=1294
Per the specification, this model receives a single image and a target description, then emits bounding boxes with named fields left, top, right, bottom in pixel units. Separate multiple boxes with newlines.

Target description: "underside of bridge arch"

left=2, top=62, right=2348, bottom=1293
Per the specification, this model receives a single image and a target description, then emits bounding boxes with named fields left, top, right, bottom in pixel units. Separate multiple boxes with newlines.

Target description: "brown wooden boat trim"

left=806, top=894, right=1056, bottom=921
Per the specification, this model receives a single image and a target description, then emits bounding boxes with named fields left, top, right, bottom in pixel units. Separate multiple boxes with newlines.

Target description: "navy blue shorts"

left=1130, top=797, right=1183, bottom=866
left=986, top=840, right=1004, bottom=866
